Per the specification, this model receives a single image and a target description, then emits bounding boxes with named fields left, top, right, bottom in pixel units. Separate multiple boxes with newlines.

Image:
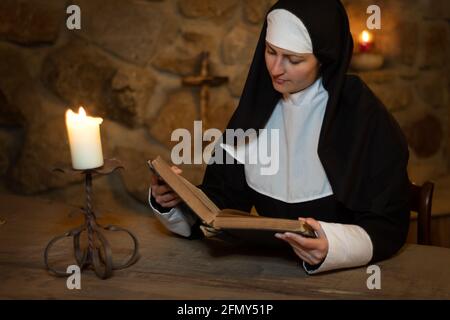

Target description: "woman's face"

left=265, top=41, right=320, bottom=95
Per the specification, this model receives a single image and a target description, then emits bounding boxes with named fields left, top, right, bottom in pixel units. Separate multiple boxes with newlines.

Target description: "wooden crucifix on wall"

left=182, top=51, right=228, bottom=130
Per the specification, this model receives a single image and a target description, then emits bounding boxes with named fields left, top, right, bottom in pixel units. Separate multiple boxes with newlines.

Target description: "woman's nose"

left=270, top=57, right=285, bottom=77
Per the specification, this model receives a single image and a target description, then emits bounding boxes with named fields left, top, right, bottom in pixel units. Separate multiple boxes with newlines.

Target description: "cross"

left=182, top=51, right=228, bottom=129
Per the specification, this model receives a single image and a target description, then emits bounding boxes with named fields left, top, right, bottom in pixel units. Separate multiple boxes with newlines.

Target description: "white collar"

left=242, top=76, right=332, bottom=203
left=282, top=77, right=323, bottom=107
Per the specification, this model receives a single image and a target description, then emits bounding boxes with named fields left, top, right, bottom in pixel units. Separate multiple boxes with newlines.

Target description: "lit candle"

left=65, top=107, right=104, bottom=170
left=358, top=30, right=373, bottom=53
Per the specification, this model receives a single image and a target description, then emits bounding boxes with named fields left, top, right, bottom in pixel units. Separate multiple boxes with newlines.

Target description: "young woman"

left=149, top=0, right=410, bottom=274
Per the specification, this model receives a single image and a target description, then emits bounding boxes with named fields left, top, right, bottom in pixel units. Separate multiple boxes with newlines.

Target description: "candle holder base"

left=350, top=52, right=384, bottom=71
left=44, top=159, right=140, bottom=279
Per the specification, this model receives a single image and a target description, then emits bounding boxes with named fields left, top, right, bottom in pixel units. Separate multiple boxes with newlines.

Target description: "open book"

left=148, top=156, right=317, bottom=238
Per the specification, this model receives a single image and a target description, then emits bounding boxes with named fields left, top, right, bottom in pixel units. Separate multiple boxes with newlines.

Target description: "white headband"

left=266, top=9, right=313, bottom=54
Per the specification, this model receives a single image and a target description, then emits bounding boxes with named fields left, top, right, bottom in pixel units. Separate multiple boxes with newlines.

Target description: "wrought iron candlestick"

left=44, top=159, right=139, bottom=279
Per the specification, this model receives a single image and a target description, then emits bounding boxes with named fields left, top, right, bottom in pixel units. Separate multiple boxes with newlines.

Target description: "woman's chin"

left=272, top=82, right=290, bottom=94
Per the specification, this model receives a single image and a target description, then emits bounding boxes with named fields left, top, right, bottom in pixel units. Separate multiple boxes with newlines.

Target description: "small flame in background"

left=358, top=30, right=374, bottom=53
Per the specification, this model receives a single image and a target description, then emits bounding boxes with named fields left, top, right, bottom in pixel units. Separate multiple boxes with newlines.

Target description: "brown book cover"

left=148, top=156, right=316, bottom=238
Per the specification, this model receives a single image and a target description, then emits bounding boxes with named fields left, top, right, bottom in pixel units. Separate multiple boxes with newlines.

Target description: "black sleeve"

left=353, top=159, right=410, bottom=263
left=353, top=110, right=411, bottom=263
left=198, top=151, right=254, bottom=213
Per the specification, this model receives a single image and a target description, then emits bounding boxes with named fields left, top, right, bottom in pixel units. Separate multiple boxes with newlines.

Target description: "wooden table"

left=1, top=193, right=449, bottom=300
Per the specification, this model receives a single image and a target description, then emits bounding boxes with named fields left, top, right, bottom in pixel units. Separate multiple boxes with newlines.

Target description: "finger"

left=282, top=233, right=326, bottom=264
left=276, top=233, right=297, bottom=244
left=297, top=217, right=319, bottom=238
left=171, top=166, right=183, bottom=175
left=284, top=232, right=322, bottom=250
left=309, top=249, right=327, bottom=262
left=153, top=184, right=174, bottom=196
left=275, top=232, right=320, bottom=255
left=287, top=240, right=319, bottom=263
left=275, top=233, right=298, bottom=247
left=283, top=234, right=308, bottom=251
left=150, top=176, right=168, bottom=192
left=160, top=198, right=182, bottom=208
left=151, top=185, right=161, bottom=197
left=152, top=184, right=170, bottom=198
left=151, top=185, right=158, bottom=198
left=303, top=218, right=326, bottom=239
left=292, top=247, right=320, bottom=265
left=276, top=235, right=308, bottom=257
left=157, top=192, right=180, bottom=203
left=281, top=236, right=318, bottom=264
left=291, top=246, right=310, bottom=262
left=304, top=217, right=321, bottom=232
left=286, top=232, right=329, bottom=260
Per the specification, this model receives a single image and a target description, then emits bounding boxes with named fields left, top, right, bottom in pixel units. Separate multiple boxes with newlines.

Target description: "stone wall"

left=0, top=0, right=448, bottom=205
left=345, top=0, right=450, bottom=185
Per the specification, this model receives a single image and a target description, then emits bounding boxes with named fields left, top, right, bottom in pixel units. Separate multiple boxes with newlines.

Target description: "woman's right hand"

left=150, top=166, right=183, bottom=208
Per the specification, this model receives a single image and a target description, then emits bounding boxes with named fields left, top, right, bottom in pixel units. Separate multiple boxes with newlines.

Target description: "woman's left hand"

left=275, top=217, right=328, bottom=266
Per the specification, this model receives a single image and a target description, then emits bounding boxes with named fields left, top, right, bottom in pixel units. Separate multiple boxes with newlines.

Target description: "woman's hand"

left=150, top=165, right=183, bottom=208
left=275, top=217, right=328, bottom=266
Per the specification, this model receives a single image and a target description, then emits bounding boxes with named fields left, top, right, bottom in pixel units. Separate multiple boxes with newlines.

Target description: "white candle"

left=65, top=106, right=104, bottom=170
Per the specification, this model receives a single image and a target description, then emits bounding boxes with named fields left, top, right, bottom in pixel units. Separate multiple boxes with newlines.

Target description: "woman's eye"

left=289, top=59, right=303, bottom=65
left=266, top=48, right=276, bottom=55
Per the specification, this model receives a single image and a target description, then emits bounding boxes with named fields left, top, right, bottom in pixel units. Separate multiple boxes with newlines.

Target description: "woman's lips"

left=273, top=78, right=288, bottom=85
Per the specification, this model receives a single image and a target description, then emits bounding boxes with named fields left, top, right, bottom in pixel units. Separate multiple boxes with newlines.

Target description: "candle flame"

left=65, top=106, right=103, bottom=125
left=360, top=30, right=372, bottom=44
left=78, top=106, right=86, bottom=118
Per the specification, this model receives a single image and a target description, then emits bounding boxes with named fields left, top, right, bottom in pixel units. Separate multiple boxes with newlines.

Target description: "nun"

left=149, top=0, right=410, bottom=274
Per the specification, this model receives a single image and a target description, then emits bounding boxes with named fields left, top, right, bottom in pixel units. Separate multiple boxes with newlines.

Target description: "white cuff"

left=303, top=222, right=373, bottom=274
left=148, top=187, right=196, bottom=237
